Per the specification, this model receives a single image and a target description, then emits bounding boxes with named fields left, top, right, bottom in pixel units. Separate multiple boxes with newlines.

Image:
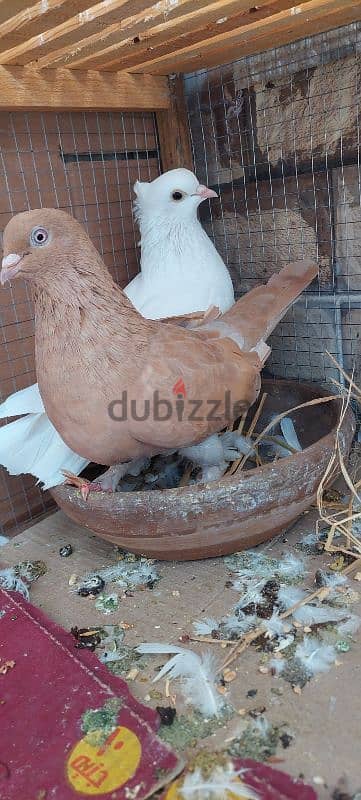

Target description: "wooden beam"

left=0, top=66, right=170, bottom=110
left=34, top=0, right=290, bottom=70
left=0, top=0, right=152, bottom=65
left=156, top=75, right=193, bottom=172
left=0, top=0, right=210, bottom=67
left=124, top=0, right=361, bottom=75
left=35, top=0, right=234, bottom=70
left=71, top=0, right=308, bottom=72
left=0, top=1, right=38, bottom=27
left=0, top=0, right=101, bottom=52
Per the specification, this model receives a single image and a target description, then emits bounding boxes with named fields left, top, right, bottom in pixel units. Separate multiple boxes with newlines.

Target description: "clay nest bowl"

left=50, top=379, right=355, bottom=560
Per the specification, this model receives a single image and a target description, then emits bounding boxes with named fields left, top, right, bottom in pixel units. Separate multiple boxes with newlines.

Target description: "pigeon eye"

left=172, top=190, right=184, bottom=201
left=30, top=226, right=49, bottom=246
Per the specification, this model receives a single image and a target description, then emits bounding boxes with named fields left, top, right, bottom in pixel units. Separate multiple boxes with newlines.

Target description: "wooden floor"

left=1, top=507, right=360, bottom=796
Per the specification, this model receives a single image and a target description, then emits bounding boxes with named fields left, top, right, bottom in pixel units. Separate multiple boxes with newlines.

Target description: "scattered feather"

left=179, top=765, right=259, bottom=799
left=275, top=553, right=305, bottom=581
left=280, top=417, right=302, bottom=451
left=235, top=580, right=265, bottom=608
left=80, top=557, right=158, bottom=591
left=193, top=618, right=219, bottom=636
left=269, top=657, right=286, bottom=675
left=277, top=586, right=307, bottom=610
left=295, top=637, right=336, bottom=675
left=275, top=634, right=295, bottom=652
left=0, top=567, right=29, bottom=600
left=316, top=571, right=347, bottom=588
left=293, top=604, right=346, bottom=626
left=301, top=532, right=319, bottom=545
left=221, top=613, right=257, bottom=637
left=137, top=643, right=222, bottom=716
left=225, top=551, right=275, bottom=581
left=337, top=614, right=361, bottom=636
left=263, top=610, right=285, bottom=638
left=0, top=536, right=9, bottom=546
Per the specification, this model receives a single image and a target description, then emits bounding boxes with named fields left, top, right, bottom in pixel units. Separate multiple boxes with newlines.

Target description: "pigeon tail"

left=0, top=412, right=88, bottom=489
left=203, top=260, right=318, bottom=359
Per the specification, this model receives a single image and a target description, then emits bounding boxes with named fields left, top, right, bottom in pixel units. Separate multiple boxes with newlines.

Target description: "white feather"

left=193, top=618, right=219, bottom=636
left=0, top=413, right=88, bottom=489
left=293, top=604, right=346, bottom=626
left=0, top=567, right=29, bottom=600
left=276, top=553, right=305, bottom=580
left=263, top=610, right=285, bottom=637
left=235, top=579, right=266, bottom=608
left=137, top=643, right=222, bottom=716
left=280, top=417, right=302, bottom=451
left=277, top=586, right=307, bottom=610
left=316, top=571, right=347, bottom=588
left=180, top=766, right=259, bottom=799
left=268, top=657, right=286, bottom=675
left=221, top=613, right=257, bottom=637
left=337, top=614, right=361, bottom=635
left=82, top=559, right=158, bottom=590
left=0, top=383, right=44, bottom=417
left=300, top=532, right=319, bottom=545
left=295, top=636, right=336, bottom=674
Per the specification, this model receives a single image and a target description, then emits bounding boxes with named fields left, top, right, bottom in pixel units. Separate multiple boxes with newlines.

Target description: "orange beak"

left=195, top=184, right=218, bottom=200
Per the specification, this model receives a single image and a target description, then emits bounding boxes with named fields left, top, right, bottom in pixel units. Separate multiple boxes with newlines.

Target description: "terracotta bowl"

left=50, top=380, right=355, bottom=561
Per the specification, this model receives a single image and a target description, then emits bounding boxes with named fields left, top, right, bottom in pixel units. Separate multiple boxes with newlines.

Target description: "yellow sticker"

left=165, top=777, right=252, bottom=800
left=67, top=725, right=141, bottom=795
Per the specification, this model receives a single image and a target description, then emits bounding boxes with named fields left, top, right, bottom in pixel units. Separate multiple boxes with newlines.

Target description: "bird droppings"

left=227, top=716, right=281, bottom=761
left=77, top=575, right=105, bottom=597
left=71, top=626, right=102, bottom=651
left=158, top=707, right=234, bottom=749
left=81, top=698, right=122, bottom=747
left=78, top=554, right=159, bottom=593
left=156, top=706, right=177, bottom=726
left=94, top=593, right=119, bottom=614
left=103, top=644, right=147, bottom=677
left=59, top=544, right=73, bottom=557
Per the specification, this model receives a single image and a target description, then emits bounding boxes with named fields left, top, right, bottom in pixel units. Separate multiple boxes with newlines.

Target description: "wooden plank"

left=0, top=0, right=101, bottom=51
left=35, top=0, right=249, bottom=69
left=35, top=0, right=298, bottom=70
left=0, top=0, right=209, bottom=67
left=0, top=0, right=151, bottom=64
left=156, top=75, right=193, bottom=172
left=121, top=0, right=361, bottom=75
left=0, top=66, right=170, bottom=110
left=0, top=1, right=38, bottom=27
left=71, top=0, right=309, bottom=72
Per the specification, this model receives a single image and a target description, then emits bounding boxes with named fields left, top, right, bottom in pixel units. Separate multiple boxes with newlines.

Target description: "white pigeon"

left=0, top=168, right=235, bottom=489
left=127, top=168, right=234, bottom=318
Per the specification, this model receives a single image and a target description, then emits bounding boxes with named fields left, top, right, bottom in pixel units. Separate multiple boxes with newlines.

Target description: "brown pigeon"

left=1, top=209, right=317, bottom=490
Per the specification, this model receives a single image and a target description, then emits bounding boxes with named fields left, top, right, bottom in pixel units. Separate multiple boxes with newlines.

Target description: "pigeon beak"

left=195, top=184, right=218, bottom=200
left=0, top=253, right=23, bottom=285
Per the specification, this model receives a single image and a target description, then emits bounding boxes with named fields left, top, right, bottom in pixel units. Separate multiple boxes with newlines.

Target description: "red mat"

left=0, top=588, right=182, bottom=799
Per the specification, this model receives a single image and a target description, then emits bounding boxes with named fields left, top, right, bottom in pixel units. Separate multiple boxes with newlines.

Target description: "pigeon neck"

left=32, top=253, right=143, bottom=326
left=138, top=214, right=203, bottom=275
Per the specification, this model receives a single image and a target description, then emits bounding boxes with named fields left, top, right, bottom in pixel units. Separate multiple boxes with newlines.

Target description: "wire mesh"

left=185, top=22, right=361, bottom=394
left=0, top=110, right=161, bottom=536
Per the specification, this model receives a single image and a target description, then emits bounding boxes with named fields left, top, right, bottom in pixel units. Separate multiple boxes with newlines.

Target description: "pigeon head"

left=1, top=208, right=101, bottom=286
left=133, top=168, right=217, bottom=224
